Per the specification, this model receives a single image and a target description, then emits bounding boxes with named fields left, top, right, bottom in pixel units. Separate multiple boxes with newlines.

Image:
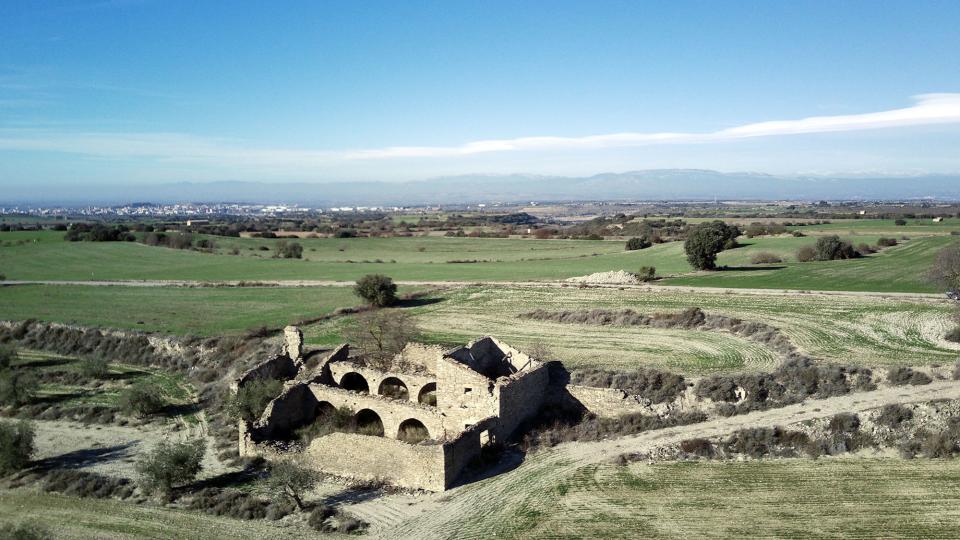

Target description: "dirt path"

left=351, top=379, right=960, bottom=539
left=1, top=279, right=948, bottom=302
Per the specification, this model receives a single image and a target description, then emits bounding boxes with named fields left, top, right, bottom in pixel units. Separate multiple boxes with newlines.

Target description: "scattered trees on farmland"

left=354, top=274, right=398, bottom=307
left=684, top=221, right=741, bottom=270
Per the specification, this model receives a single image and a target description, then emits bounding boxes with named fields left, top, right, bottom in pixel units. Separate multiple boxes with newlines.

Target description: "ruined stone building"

left=234, top=327, right=549, bottom=491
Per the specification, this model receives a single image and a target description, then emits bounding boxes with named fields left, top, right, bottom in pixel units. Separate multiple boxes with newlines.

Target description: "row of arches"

left=339, top=372, right=437, bottom=406
left=314, top=401, right=431, bottom=444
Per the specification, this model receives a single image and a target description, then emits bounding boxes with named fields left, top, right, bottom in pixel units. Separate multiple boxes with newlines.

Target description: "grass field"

left=378, top=285, right=959, bottom=374
left=0, top=284, right=378, bottom=335
left=2, top=230, right=956, bottom=292
left=447, top=458, right=960, bottom=539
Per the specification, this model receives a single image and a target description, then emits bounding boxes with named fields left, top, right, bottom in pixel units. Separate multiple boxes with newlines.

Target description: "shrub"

left=814, top=235, right=858, bottom=261
left=78, top=356, right=110, bottom=379
left=0, top=345, right=16, bottom=369
left=875, top=404, right=913, bottom=429
left=354, top=274, right=398, bottom=307
left=635, top=266, right=656, bottom=282
left=0, top=522, right=51, bottom=540
left=229, top=378, right=284, bottom=422
left=679, top=438, right=714, bottom=457
left=828, top=413, right=860, bottom=434
left=796, top=245, right=816, bottom=262
left=0, top=420, right=35, bottom=475
left=855, top=243, right=876, bottom=255
left=625, top=237, right=651, bottom=251
left=877, top=237, right=898, bottom=247
left=895, top=218, right=907, bottom=226
left=136, top=439, right=205, bottom=497
left=118, top=381, right=167, bottom=417
left=750, top=252, right=782, bottom=264
left=262, top=461, right=318, bottom=511
left=570, top=367, right=686, bottom=404
left=887, top=367, right=932, bottom=386
left=684, top=221, right=740, bottom=270
left=0, top=370, right=38, bottom=406
left=275, top=240, right=303, bottom=259
left=308, top=505, right=336, bottom=530
left=947, top=327, right=960, bottom=343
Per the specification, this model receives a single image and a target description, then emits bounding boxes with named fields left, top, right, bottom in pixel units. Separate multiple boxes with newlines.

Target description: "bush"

left=813, top=235, right=859, bottom=261
left=78, top=356, right=110, bottom=379
left=684, top=221, right=741, bottom=270
left=354, top=274, right=398, bottom=307
left=0, top=370, right=38, bottom=406
left=308, top=505, right=336, bottom=530
left=828, top=413, right=860, bottom=434
left=679, top=438, right=714, bottom=457
left=947, top=327, right=960, bottom=343
left=229, top=378, right=284, bottom=422
left=796, top=245, right=816, bottom=262
left=625, top=237, right=651, bottom=251
left=877, top=237, right=898, bottom=247
left=0, top=345, right=16, bottom=369
left=0, top=522, right=51, bottom=540
left=570, top=367, right=686, bottom=404
left=118, top=381, right=167, bottom=417
left=750, top=252, right=782, bottom=264
left=0, top=420, right=35, bottom=475
left=875, top=404, right=913, bottom=429
left=136, top=439, right=205, bottom=497
left=275, top=240, right=303, bottom=259
left=895, top=218, right=907, bottom=226
left=887, top=367, right=932, bottom=386
left=635, top=266, right=656, bottom=282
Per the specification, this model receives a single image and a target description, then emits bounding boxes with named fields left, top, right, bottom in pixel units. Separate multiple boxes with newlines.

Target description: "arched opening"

left=417, top=382, right=437, bottom=406
left=296, top=401, right=349, bottom=444
left=340, top=372, right=369, bottom=394
left=378, top=377, right=409, bottom=400
left=397, top=418, right=430, bottom=444
left=354, top=409, right=384, bottom=437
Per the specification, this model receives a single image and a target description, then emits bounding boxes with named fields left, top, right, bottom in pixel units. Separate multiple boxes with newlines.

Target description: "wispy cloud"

left=0, top=93, right=958, bottom=168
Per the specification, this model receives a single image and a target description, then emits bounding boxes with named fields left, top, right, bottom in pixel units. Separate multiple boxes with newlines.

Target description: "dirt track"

left=349, top=378, right=960, bottom=539
left=1, top=279, right=948, bottom=302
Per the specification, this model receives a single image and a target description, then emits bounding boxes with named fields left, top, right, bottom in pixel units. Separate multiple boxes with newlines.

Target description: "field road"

left=351, top=378, right=960, bottom=539
left=0, top=279, right=950, bottom=302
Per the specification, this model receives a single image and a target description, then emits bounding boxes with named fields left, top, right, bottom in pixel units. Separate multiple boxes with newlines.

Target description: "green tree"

left=354, top=274, right=398, bottom=307
left=0, top=345, right=16, bottom=370
left=0, top=370, right=37, bottom=406
left=262, top=461, right=319, bottom=511
left=683, top=221, right=740, bottom=270
left=118, top=381, right=167, bottom=417
left=135, top=439, right=205, bottom=498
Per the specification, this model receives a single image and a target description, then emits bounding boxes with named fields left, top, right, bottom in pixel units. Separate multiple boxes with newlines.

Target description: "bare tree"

left=343, top=310, right=420, bottom=369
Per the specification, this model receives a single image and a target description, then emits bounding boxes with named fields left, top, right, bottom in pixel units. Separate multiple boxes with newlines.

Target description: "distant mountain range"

left=7, top=170, right=960, bottom=206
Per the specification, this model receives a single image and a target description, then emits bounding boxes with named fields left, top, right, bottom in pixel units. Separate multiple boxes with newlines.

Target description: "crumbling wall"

left=328, top=361, right=436, bottom=404
left=494, top=362, right=550, bottom=439
left=294, top=344, right=348, bottom=384
left=252, top=383, right=319, bottom=440
left=232, top=354, right=298, bottom=392
left=304, top=433, right=448, bottom=491
left=435, top=355, right=498, bottom=432
left=398, top=343, right=444, bottom=374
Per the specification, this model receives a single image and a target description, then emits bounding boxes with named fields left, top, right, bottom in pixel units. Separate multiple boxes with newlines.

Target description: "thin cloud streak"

left=0, top=93, right=958, bottom=169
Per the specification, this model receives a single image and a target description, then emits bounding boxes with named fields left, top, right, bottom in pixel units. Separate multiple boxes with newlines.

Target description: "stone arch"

left=355, top=409, right=384, bottom=437
left=315, top=400, right=337, bottom=419
left=378, top=377, right=409, bottom=400
left=340, top=372, right=369, bottom=394
left=417, top=382, right=437, bottom=406
left=397, top=418, right=430, bottom=444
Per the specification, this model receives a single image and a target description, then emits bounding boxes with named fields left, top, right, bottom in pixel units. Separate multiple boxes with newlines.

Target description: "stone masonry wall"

left=494, top=362, right=550, bottom=439
left=308, top=384, right=447, bottom=440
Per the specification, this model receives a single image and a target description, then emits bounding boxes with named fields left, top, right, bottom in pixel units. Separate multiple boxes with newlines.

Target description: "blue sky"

left=2, top=0, right=960, bottom=186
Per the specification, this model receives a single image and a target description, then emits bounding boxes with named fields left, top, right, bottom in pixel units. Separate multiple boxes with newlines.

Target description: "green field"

left=446, top=459, right=960, bottom=539
left=377, top=285, right=959, bottom=374
left=0, top=284, right=379, bottom=335
left=0, top=491, right=317, bottom=540
left=1, top=230, right=956, bottom=292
